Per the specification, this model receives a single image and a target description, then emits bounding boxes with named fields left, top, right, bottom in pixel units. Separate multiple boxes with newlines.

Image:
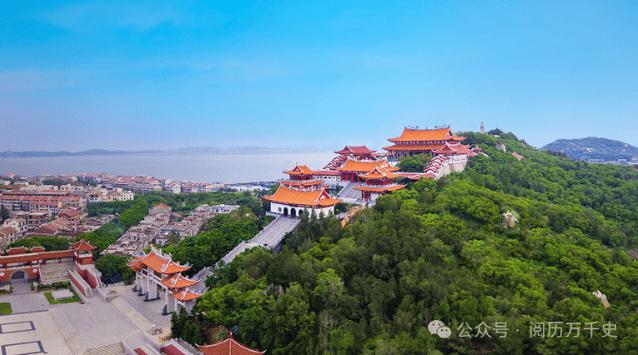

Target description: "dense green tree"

left=0, top=205, right=10, bottom=223
left=95, top=254, right=134, bottom=284
left=10, top=236, right=69, bottom=250
left=179, top=132, right=638, bottom=354
left=398, top=153, right=431, bottom=172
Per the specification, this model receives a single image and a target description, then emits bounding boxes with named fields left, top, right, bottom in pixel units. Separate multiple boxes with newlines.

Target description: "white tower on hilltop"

left=480, top=121, right=486, bottom=134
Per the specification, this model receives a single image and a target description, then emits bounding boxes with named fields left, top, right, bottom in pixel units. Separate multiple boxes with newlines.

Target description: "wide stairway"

left=337, top=181, right=362, bottom=203
left=194, top=216, right=301, bottom=294
left=83, top=343, right=125, bottom=355
left=250, top=216, right=300, bottom=249
left=39, top=261, right=74, bottom=284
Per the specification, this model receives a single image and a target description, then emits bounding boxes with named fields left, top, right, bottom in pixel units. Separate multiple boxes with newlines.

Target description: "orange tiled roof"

left=135, top=250, right=190, bottom=274
left=283, top=165, right=316, bottom=176
left=433, top=142, right=474, bottom=155
left=354, top=185, right=406, bottom=193
left=70, top=239, right=96, bottom=252
left=383, top=143, right=445, bottom=151
left=336, top=159, right=398, bottom=173
left=129, top=259, right=145, bottom=272
left=161, top=274, right=199, bottom=289
left=359, top=167, right=399, bottom=180
left=312, top=170, right=341, bottom=176
left=280, top=180, right=323, bottom=187
left=173, top=288, right=203, bottom=301
left=263, top=185, right=339, bottom=207
left=388, top=127, right=452, bottom=142
left=199, top=335, right=265, bottom=355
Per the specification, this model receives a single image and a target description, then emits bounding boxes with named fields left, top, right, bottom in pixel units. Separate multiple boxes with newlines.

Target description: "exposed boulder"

left=501, top=211, right=518, bottom=228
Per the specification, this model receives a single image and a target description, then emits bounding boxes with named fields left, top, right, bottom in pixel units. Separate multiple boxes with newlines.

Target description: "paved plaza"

left=0, top=311, right=72, bottom=355
left=0, top=293, right=49, bottom=314
left=0, top=285, right=170, bottom=354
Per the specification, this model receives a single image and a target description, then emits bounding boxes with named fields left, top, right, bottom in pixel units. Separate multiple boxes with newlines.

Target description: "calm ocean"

left=0, top=153, right=335, bottom=183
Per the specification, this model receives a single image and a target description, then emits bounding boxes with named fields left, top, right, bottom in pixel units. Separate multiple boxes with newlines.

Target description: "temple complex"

left=354, top=167, right=406, bottom=202
left=0, top=239, right=103, bottom=297
left=128, top=247, right=203, bottom=314
left=384, top=126, right=465, bottom=158
left=335, top=158, right=399, bottom=182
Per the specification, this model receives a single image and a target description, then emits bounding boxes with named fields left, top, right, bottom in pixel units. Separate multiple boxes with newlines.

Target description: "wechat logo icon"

left=428, top=320, right=452, bottom=339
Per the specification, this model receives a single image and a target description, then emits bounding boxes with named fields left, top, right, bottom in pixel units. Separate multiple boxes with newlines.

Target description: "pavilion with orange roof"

left=384, top=126, right=465, bottom=158
left=335, top=158, right=399, bottom=182
left=354, top=166, right=406, bottom=202
left=129, top=247, right=203, bottom=314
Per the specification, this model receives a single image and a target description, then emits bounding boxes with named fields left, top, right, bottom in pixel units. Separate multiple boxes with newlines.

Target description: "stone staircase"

left=39, top=261, right=74, bottom=284
left=337, top=181, right=362, bottom=203
left=50, top=307, right=86, bottom=355
left=194, top=216, right=301, bottom=295
left=83, top=343, right=125, bottom=355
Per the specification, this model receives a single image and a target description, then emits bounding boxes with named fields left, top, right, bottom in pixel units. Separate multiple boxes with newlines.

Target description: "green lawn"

left=0, top=302, right=12, bottom=315
left=43, top=290, right=81, bottom=304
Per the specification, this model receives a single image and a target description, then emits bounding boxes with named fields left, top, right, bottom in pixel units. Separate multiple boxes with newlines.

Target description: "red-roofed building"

left=199, top=333, right=265, bottom=355
left=0, top=239, right=101, bottom=291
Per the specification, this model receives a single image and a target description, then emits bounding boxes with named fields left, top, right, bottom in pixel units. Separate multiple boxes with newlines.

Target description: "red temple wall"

left=84, top=270, right=98, bottom=288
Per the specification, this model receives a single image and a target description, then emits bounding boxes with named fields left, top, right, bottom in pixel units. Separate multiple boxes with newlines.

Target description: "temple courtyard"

left=0, top=285, right=170, bottom=354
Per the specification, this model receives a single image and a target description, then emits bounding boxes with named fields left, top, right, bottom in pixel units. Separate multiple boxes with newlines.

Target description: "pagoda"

left=384, top=127, right=465, bottom=158
left=128, top=247, right=203, bottom=314
left=354, top=166, right=406, bottom=202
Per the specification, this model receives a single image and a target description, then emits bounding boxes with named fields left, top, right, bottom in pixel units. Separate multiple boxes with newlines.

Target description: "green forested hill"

left=182, top=131, right=638, bottom=354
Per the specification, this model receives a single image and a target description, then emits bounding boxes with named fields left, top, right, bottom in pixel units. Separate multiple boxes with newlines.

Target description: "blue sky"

left=1, top=0, right=637, bottom=150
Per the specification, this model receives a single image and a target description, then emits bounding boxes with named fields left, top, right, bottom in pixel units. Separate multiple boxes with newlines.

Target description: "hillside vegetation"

left=177, top=132, right=638, bottom=354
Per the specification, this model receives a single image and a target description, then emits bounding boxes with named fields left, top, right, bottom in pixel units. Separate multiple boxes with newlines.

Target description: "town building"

left=0, top=190, right=86, bottom=214
left=2, top=218, right=27, bottom=237
left=12, top=211, right=50, bottom=229
left=128, top=248, right=203, bottom=314
left=384, top=126, right=465, bottom=158
left=32, top=217, right=78, bottom=237
left=0, top=226, right=18, bottom=248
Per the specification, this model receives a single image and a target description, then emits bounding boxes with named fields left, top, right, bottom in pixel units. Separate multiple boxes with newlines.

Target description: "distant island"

left=543, top=137, right=638, bottom=161
left=0, top=146, right=328, bottom=158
